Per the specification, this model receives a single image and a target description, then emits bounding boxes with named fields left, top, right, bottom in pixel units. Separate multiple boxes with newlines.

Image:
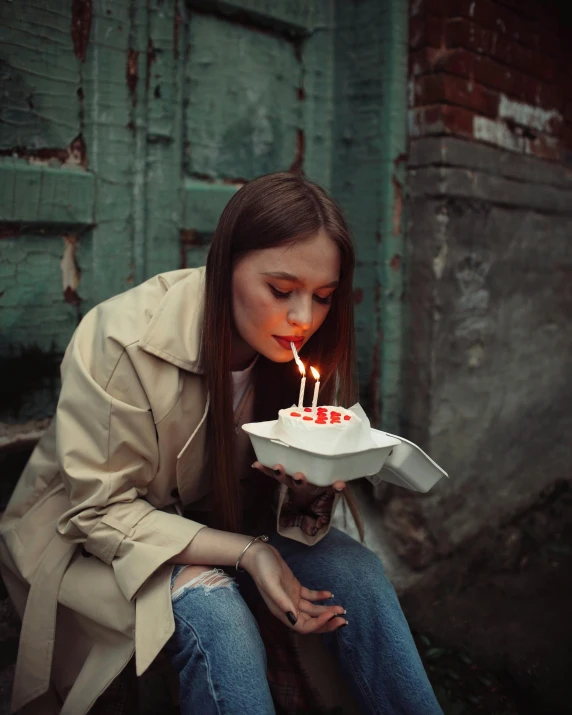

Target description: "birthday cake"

left=275, top=405, right=364, bottom=453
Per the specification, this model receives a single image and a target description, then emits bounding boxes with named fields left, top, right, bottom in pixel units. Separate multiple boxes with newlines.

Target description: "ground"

left=405, top=480, right=572, bottom=715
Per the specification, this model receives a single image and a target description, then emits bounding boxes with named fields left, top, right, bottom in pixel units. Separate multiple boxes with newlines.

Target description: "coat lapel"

left=138, top=267, right=206, bottom=374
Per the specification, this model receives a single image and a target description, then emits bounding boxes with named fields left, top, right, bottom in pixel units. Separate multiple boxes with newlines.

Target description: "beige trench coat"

left=0, top=267, right=341, bottom=715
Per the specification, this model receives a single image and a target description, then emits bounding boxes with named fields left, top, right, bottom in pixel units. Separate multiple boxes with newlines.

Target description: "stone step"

left=0, top=420, right=49, bottom=453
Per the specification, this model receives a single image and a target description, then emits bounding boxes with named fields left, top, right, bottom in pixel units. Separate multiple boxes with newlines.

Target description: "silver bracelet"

left=235, top=535, right=269, bottom=572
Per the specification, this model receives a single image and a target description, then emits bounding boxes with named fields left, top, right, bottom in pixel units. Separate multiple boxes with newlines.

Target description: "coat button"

left=171, top=488, right=179, bottom=499
left=81, top=547, right=92, bottom=558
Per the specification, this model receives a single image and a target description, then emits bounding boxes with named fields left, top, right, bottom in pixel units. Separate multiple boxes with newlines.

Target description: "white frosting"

left=275, top=405, right=363, bottom=453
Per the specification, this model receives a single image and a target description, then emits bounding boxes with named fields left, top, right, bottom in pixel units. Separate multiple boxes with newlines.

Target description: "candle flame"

left=310, top=366, right=320, bottom=380
left=298, top=362, right=306, bottom=376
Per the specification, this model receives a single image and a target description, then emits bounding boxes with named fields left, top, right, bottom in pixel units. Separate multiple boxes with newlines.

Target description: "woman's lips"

left=273, top=336, right=304, bottom=351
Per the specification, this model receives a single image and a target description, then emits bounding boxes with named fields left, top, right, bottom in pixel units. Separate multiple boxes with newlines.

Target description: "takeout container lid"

left=368, top=432, right=448, bottom=493
left=242, top=421, right=448, bottom=491
left=242, top=420, right=400, bottom=487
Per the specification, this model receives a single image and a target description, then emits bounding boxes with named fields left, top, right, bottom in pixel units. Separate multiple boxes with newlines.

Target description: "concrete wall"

left=379, top=0, right=572, bottom=570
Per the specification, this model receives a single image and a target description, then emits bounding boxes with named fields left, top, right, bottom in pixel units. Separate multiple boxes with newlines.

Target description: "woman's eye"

left=269, top=285, right=291, bottom=300
left=313, top=294, right=334, bottom=305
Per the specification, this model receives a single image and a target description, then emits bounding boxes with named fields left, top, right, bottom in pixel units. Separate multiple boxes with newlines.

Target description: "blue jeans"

left=164, top=528, right=443, bottom=715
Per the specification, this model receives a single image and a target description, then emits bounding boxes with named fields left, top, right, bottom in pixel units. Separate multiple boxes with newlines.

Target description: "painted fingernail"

left=329, top=593, right=334, bottom=599
left=335, top=488, right=344, bottom=492
left=273, top=469, right=281, bottom=476
left=341, top=621, right=349, bottom=627
left=286, top=611, right=297, bottom=626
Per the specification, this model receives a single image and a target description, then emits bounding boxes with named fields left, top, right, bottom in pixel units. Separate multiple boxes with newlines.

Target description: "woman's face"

left=231, top=229, right=341, bottom=369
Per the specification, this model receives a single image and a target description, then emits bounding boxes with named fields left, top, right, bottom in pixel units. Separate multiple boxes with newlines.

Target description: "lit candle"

left=291, top=342, right=306, bottom=409
left=310, top=366, right=320, bottom=414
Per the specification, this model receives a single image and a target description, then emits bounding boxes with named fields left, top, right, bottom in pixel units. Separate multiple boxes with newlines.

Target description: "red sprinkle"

left=304, top=407, right=312, bottom=412
left=290, top=412, right=301, bottom=417
left=330, top=411, right=341, bottom=417
left=315, top=419, right=327, bottom=424
left=344, top=415, right=351, bottom=420
left=303, top=416, right=313, bottom=421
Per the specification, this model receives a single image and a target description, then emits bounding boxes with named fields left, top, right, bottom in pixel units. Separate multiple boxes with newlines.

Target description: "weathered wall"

left=380, top=0, right=572, bottom=570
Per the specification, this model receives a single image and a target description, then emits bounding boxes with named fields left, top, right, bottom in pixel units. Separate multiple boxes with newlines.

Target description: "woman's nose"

left=287, top=298, right=313, bottom=330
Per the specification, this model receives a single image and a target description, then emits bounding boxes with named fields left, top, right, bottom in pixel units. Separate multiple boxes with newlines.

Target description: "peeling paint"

left=498, top=95, right=562, bottom=134
left=146, top=38, right=157, bottom=91
left=0, top=135, right=87, bottom=169
left=61, top=235, right=81, bottom=305
left=127, top=48, right=139, bottom=104
left=392, top=176, right=403, bottom=236
left=473, top=94, right=563, bottom=157
left=71, top=0, right=93, bottom=63
left=473, top=115, right=560, bottom=157
left=174, top=1, right=182, bottom=60
left=433, top=206, right=449, bottom=280
left=289, top=128, right=305, bottom=173
left=390, top=254, right=401, bottom=271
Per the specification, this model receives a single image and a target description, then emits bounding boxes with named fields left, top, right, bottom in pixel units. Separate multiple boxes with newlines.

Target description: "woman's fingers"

left=251, top=461, right=287, bottom=485
left=296, top=609, right=344, bottom=634
left=312, top=615, right=348, bottom=635
left=332, top=479, right=346, bottom=491
left=300, top=586, right=334, bottom=602
left=298, top=598, right=345, bottom=618
left=289, top=471, right=307, bottom=488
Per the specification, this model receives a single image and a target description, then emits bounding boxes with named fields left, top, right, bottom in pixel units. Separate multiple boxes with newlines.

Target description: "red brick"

left=453, top=0, right=540, bottom=50
left=434, top=47, right=475, bottom=76
left=410, top=15, right=446, bottom=50
left=414, top=73, right=500, bottom=118
left=410, top=48, right=433, bottom=76
left=411, top=104, right=476, bottom=139
left=494, top=0, right=542, bottom=21
left=441, top=105, right=476, bottom=136
left=444, top=18, right=556, bottom=82
left=410, top=47, right=454, bottom=76
left=446, top=18, right=492, bottom=54
left=417, top=0, right=472, bottom=18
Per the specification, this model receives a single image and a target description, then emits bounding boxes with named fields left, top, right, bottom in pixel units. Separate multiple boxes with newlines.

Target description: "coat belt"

left=11, top=532, right=76, bottom=712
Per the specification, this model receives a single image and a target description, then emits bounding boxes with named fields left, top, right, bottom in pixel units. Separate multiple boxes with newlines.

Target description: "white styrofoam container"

left=242, top=420, right=401, bottom=487
left=367, top=433, right=448, bottom=492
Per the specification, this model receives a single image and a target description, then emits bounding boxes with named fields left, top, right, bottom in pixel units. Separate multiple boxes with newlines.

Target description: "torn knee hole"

left=171, top=567, right=234, bottom=598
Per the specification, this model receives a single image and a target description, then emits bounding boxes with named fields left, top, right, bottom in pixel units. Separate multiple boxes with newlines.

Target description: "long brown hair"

left=203, top=172, right=364, bottom=540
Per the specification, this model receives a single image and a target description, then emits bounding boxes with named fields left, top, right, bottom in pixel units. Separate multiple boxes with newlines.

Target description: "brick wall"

left=409, top=0, right=572, bottom=165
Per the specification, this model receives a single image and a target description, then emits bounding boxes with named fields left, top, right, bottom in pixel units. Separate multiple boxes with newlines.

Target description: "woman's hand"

left=242, top=541, right=347, bottom=634
left=252, top=462, right=346, bottom=510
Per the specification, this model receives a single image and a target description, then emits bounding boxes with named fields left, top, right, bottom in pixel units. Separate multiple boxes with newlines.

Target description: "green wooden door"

left=0, top=0, right=408, bottom=434
left=0, top=0, right=336, bottom=423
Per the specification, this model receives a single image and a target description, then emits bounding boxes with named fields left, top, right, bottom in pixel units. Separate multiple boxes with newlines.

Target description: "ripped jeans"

left=164, top=528, right=443, bottom=715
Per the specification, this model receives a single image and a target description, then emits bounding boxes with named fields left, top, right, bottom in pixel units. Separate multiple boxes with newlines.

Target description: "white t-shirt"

left=231, top=354, right=258, bottom=412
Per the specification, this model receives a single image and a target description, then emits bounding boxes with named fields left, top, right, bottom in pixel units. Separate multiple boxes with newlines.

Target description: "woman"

left=0, top=173, right=442, bottom=715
